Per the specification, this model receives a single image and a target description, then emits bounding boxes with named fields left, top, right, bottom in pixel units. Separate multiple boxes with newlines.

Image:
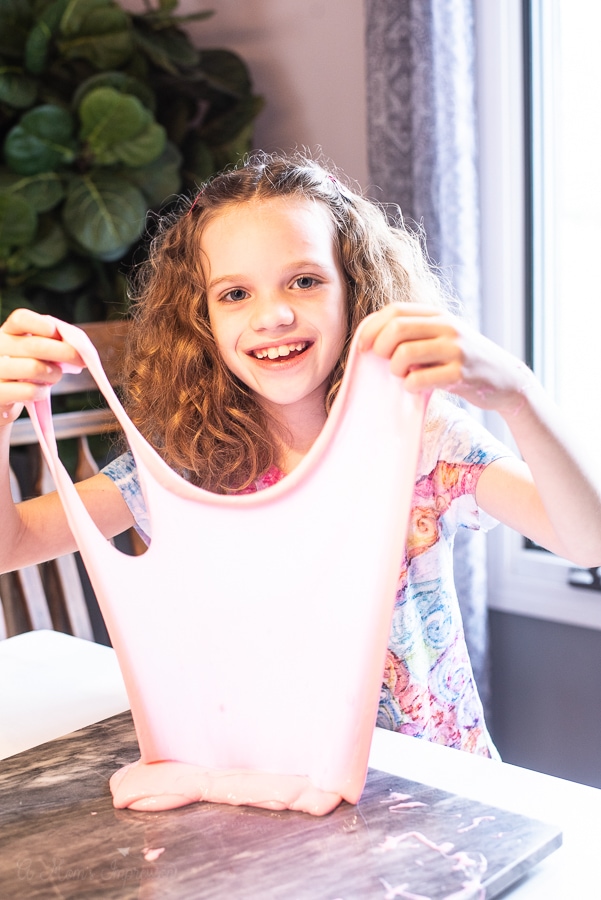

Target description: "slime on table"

left=110, top=759, right=343, bottom=816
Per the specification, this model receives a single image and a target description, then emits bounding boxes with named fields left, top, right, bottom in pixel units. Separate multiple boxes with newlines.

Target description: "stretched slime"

left=27, top=320, right=426, bottom=815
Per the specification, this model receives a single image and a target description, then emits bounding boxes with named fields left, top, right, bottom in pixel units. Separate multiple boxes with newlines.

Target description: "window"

left=476, top=0, right=601, bottom=629
left=528, top=0, right=601, bottom=441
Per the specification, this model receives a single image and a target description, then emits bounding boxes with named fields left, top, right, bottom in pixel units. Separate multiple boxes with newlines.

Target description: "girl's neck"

left=260, top=394, right=328, bottom=474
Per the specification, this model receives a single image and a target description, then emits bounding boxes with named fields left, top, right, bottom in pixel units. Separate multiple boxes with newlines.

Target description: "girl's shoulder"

left=102, top=449, right=139, bottom=492
left=419, top=397, right=513, bottom=476
left=101, top=450, right=151, bottom=542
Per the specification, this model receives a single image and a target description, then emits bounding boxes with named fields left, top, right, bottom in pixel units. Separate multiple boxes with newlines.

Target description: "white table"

left=2, top=630, right=600, bottom=898
left=0, top=629, right=129, bottom=759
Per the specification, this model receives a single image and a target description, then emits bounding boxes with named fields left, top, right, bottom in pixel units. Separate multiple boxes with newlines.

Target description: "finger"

left=370, top=316, right=455, bottom=361
left=402, top=361, right=464, bottom=393
left=358, top=306, right=402, bottom=351
left=388, top=335, right=462, bottom=379
left=0, top=355, right=64, bottom=386
left=358, top=303, right=441, bottom=351
left=0, top=403, right=25, bottom=425
left=0, top=380, right=52, bottom=405
left=1, top=308, right=60, bottom=339
left=0, top=328, right=84, bottom=370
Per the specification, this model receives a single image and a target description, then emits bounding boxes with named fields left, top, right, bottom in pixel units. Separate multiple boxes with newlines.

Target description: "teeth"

left=253, top=342, right=307, bottom=360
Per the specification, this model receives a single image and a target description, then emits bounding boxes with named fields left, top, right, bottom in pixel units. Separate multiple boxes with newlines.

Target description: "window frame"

left=475, top=0, right=601, bottom=631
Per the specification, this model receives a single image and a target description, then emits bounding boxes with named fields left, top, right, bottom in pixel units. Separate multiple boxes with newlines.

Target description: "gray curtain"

left=365, top=0, right=491, bottom=712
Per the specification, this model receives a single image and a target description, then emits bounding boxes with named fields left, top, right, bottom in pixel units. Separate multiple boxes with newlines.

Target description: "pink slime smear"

left=377, top=831, right=487, bottom=900
left=457, top=815, right=495, bottom=834
left=110, top=759, right=343, bottom=816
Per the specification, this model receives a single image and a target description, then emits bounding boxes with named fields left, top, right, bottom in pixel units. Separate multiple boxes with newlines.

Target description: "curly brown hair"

left=123, top=151, right=449, bottom=492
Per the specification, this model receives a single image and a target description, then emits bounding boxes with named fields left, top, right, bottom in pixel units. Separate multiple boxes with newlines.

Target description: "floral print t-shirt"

left=102, top=400, right=512, bottom=758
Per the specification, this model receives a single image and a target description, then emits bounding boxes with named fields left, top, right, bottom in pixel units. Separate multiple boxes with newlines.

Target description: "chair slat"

left=10, top=408, right=118, bottom=446
left=5, top=469, right=54, bottom=633
left=2, top=320, right=129, bottom=643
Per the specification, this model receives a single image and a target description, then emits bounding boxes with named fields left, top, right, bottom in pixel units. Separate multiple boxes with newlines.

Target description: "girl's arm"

left=0, top=310, right=134, bottom=573
left=360, top=303, right=601, bottom=567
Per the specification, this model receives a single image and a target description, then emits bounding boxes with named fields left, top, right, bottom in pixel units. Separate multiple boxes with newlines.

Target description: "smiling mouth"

left=251, top=341, right=310, bottom=360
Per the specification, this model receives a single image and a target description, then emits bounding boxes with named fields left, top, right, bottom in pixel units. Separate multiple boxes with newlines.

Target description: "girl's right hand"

left=0, top=309, right=84, bottom=425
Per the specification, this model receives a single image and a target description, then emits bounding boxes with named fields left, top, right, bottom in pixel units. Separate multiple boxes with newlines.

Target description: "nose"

left=250, top=292, right=295, bottom=332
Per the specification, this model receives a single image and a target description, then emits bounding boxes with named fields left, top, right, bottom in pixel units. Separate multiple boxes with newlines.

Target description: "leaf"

left=62, top=172, right=147, bottom=259
left=123, top=141, right=182, bottom=207
left=199, top=49, right=253, bottom=97
left=24, top=217, right=68, bottom=268
left=79, top=87, right=166, bottom=167
left=73, top=71, right=156, bottom=114
left=0, top=67, right=38, bottom=108
left=200, top=95, right=264, bottom=146
left=166, top=11, right=214, bottom=25
left=24, top=26, right=50, bottom=75
left=58, top=0, right=113, bottom=35
left=1, top=248, right=32, bottom=275
left=4, top=105, right=77, bottom=175
left=73, top=289, right=99, bottom=323
left=181, top=136, right=215, bottom=187
left=116, top=120, right=166, bottom=168
left=141, top=7, right=214, bottom=27
left=155, top=92, right=196, bottom=147
left=24, top=0, right=71, bottom=74
left=0, top=193, right=37, bottom=249
left=205, top=102, right=262, bottom=174
left=0, top=170, right=65, bottom=213
left=27, top=254, right=91, bottom=291
left=58, top=0, right=133, bottom=70
left=0, top=1, right=33, bottom=61
left=132, top=21, right=199, bottom=74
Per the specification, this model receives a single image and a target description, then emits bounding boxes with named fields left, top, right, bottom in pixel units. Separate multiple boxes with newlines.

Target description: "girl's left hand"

left=359, top=303, right=535, bottom=416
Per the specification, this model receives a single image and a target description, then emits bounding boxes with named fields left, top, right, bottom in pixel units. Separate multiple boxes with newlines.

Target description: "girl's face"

left=203, top=197, right=348, bottom=418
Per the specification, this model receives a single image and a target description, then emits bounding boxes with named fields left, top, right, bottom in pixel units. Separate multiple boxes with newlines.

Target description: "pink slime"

left=28, top=319, right=426, bottom=816
left=110, top=760, right=342, bottom=815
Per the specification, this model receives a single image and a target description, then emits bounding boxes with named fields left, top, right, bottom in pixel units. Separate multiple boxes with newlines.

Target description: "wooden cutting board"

left=0, top=712, right=561, bottom=899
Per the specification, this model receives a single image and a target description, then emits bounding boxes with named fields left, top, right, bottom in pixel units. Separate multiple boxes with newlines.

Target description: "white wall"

left=124, top=0, right=369, bottom=187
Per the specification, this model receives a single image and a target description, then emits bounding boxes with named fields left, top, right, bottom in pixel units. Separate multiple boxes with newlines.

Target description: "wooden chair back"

left=0, top=321, right=130, bottom=641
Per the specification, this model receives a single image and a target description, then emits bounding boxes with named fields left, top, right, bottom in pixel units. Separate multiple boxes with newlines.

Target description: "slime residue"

left=376, top=831, right=488, bottom=900
left=457, top=815, right=495, bottom=834
left=142, top=847, right=165, bottom=862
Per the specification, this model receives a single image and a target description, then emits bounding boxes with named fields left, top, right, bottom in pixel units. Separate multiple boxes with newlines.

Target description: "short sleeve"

left=418, top=400, right=515, bottom=533
left=101, top=451, right=151, bottom=543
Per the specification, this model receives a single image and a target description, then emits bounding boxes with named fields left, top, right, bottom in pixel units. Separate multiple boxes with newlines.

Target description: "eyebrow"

left=207, top=260, right=335, bottom=291
left=207, top=274, right=246, bottom=291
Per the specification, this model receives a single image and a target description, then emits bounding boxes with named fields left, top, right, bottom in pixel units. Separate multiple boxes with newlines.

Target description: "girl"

left=1, top=153, right=600, bottom=758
